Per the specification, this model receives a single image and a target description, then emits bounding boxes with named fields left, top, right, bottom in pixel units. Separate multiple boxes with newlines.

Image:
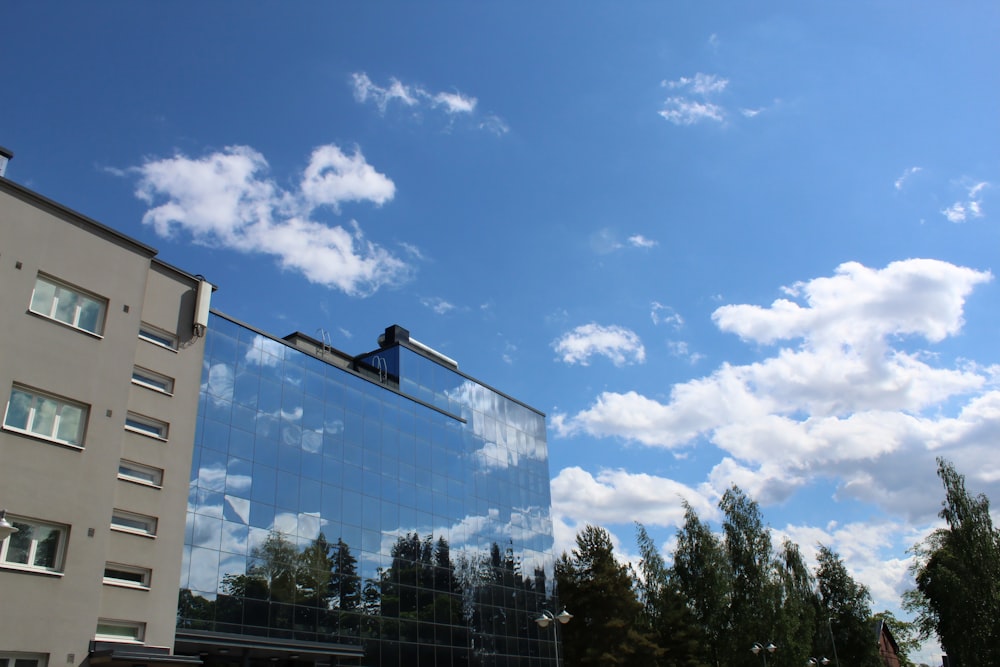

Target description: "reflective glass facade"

left=179, top=314, right=559, bottom=667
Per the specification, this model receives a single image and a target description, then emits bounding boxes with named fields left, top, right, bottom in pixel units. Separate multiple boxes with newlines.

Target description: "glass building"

left=177, top=314, right=559, bottom=667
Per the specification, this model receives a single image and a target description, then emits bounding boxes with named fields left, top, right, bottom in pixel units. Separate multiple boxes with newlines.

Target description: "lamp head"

left=555, top=609, right=573, bottom=624
left=0, top=510, right=18, bottom=542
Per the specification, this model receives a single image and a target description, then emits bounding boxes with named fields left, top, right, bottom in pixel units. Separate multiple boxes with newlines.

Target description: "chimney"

left=0, top=146, right=12, bottom=178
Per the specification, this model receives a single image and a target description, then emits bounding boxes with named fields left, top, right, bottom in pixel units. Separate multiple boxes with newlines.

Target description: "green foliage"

left=815, top=545, right=880, bottom=667
left=556, top=525, right=663, bottom=667
left=635, top=523, right=709, bottom=667
left=720, top=485, right=780, bottom=662
left=772, top=540, right=820, bottom=667
left=559, top=487, right=904, bottom=667
left=906, top=458, right=1000, bottom=666
left=672, top=500, right=732, bottom=667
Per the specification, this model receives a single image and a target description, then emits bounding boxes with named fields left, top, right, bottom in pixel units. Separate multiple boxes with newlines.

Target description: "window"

left=131, top=367, right=175, bottom=395
left=138, top=324, right=177, bottom=350
left=95, top=620, right=145, bottom=643
left=3, top=385, right=87, bottom=447
left=124, top=412, right=168, bottom=440
left=29, top=274, right=106, bottom=335
left=0, top=653, right=47, bottom=667
left=110, top=510, right=157, bottom=537
left=103, top=563, right=151, bottom=589
left=0, top=516, right=68, bottom=573
left=117, top=460, right=163, bottom=487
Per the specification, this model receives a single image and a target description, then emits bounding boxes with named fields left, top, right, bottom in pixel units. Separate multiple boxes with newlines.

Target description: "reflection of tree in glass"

left=175, top=530, right=551, bottom=661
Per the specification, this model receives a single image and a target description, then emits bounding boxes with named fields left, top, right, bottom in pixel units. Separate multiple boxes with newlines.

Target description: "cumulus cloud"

left=351, top=72, right=505, bottom=134
left=553, top=323, right=646, bottom=367
left=134, top=144, right=410, bottom=296
left=553, top=259, right=997, bottom=519
left=551, top=466, right=717, bottom=536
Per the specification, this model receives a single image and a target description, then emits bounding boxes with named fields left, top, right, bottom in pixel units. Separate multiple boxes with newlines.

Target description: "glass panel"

left=4, top=389, right=31, bottom=430
left=77, top=297, right=104, bottom=333
left=5, top=523, right=33, bottom=564
left=30, top=277, right=56, bottom=315
left=56, top=403, right=84, bottom=444
left=32, top=526, right=62, bottom=568
left=31, top=396, right=58, bottom=438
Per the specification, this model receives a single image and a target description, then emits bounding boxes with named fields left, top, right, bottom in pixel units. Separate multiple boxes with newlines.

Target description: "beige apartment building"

left=0, top=169, right=212, bottom=667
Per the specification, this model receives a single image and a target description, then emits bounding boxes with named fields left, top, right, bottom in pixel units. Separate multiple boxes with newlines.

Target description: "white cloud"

left=650, top=302, right=684, bottom=328
left=667, top=340, right=705, bottom=365
left=300, top=144, right=395, bottom=209
left=433, top=91, right=477, bottom=114
left=351, top=72, right=418, bottom=112
left=894, top=166, right=922, bottom=190
left=551, top=466, right=717, bottom=549
left=553, top=323, right=646, bottom=367
left=941, top=180, right=990, bottom=223
left=665, top=73, right=729, bottom=95
left=351, top=72, right=503, bottom=133
left=553, top=259, right=996, bottom=520
left=134, top=144, right=410, bottom=297
left=421, top=296, right=457, bottom=315
left=658, top=98, right=725, bottom=125
left=659, top=73, right=729, bottom=125
left=628, top=234, right=658, bottom=248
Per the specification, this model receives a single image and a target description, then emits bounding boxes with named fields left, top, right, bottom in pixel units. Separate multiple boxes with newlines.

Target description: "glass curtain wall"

left=178, top=314, right=559, bottom=667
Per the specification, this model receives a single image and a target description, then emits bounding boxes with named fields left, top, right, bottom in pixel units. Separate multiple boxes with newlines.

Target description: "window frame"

left=123, top=412, right=169, bottom=441
left=103, top=563, right=152, bottom=590
left=29, top=274, right=107, bottom=336
left=138, top=324, right=177, bottom=351
left=0, top=653, right=48, bottom=667
left=0, top=515, right=69, bottom=575
left=3, top=385, right=88, bottom=448
left=110, top=509, right=158, bottom=538
left=131, top=366, right=175, bottom=395
left=94, top=619, right=146, bottom=644
left=117, top=459, right=164, bottom=488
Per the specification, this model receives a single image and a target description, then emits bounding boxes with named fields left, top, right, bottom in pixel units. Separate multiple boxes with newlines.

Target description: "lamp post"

left=0, top=510, right=18, bottom=541
left=807, top=658, right=831, bottom=666
left=536, top=609, right=572, bottom=667
left=750, top=642, right=777, bottom=667
left=827, top=617, right=841, bottom=667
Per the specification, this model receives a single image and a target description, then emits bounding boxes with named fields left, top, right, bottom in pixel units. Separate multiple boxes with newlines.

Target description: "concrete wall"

left=0, top=181, right=207, bottom=665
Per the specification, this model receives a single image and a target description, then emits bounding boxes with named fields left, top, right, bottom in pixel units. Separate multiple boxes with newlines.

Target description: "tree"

left=671, top=500, right=732, bottom=667
left=557, top=525, right=663, bottom=667
left=906, top=458, right=1000, bottom=666
left=815, top=545, right=879, bottom=667
left=635, top=523, right=708, bottom=667
left=772, top=539, right=820, bottom=667
left=720, top=486, right=779, bottom=664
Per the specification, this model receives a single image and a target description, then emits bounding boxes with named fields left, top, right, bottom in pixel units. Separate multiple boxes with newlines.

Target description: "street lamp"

left=536, top=609, right=572, bottom=666
left=750, top=642, right=777, bottom=667
left=807, top=658, right=831, bottom=666
left=0, top=510, right=18, bottom=541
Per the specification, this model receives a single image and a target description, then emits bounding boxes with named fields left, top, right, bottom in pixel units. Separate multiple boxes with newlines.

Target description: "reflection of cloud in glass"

left=446, top=379, right=546, bottom=474
left=244, top=334, right=286, bottom=367
left=473, top=440, right=519, bottom=470
left=204, top=362, right=234, bottom=404
left=226, top=495, right=250, bottom=523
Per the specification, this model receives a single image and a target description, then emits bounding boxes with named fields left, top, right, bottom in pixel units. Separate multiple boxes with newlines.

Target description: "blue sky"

left=5, top=3, right=999, bottom=660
